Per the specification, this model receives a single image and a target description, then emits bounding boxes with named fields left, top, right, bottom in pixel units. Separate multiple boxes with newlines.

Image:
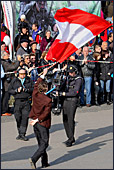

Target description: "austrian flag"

left=46, top=8, right=112, bottom=63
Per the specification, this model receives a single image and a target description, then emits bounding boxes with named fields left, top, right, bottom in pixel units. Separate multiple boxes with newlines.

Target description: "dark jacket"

left=65, top=74, right=83, bottom=98
left=29, top=78, right=52, bottom=129
left=79, top=54, right=95, bottom=77
left=40, top=36, right=54, bottom=53
left=93, top=61, right=100, bottom=83
left=99, top=56, right=113, bottom=81
left=8, top=76, right=34, bottom=100
left=1, top=59, right=20, bottom=91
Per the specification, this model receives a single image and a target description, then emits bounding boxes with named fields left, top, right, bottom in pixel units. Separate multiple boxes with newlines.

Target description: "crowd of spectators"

left=1, top=13, right=113, bottom=117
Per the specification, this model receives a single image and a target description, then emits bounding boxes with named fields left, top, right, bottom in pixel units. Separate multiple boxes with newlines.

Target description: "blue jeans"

left=80, top=77, right=92, bottom=105
left=100, top=80, right=111, bottom=93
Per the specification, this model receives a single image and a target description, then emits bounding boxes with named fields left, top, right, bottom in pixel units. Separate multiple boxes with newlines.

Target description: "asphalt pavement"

left=1, top=103, right=113, bottom=169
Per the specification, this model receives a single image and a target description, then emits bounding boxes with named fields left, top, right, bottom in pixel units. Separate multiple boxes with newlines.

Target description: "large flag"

left=46, top=7, right=112, bottom=63
left=1, top=1, right=14, bottom=60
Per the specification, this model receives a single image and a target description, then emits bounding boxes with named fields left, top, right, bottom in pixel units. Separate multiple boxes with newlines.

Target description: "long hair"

left=37, top=81, right=48, bottom=93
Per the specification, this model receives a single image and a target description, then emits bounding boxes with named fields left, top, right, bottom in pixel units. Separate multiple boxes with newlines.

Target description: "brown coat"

left=29, top=78, right=52, bottom=129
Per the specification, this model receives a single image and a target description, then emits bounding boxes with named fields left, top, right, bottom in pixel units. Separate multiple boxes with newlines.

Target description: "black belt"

left=65, top=97, right=77, bottom=101
left=16, top=98, right=28, bottom=102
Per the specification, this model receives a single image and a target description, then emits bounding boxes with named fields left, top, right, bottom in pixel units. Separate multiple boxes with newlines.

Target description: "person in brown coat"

left=29, top=68, right=52, bottom=169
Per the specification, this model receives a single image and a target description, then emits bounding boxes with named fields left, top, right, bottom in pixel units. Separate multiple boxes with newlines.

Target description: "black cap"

left=20, top=39, right=28, bottom=43
left=68, top=65, right=77, bottom=73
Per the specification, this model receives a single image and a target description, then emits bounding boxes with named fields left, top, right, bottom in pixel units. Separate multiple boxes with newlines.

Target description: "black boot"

left=95, top=94, right=100, bottom=106
left=107, top=92, right=111, bottom=105
left=99, top=92, right=104, bottom=104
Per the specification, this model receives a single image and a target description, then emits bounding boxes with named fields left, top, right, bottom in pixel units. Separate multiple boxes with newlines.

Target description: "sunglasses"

left=19, top=73, right=26, bottom=75
left=25, top=58, right=30, bottom=60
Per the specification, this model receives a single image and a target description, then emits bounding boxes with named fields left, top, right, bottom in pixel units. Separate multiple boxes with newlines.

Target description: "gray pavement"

left=1, top=103, right=113, bottom=169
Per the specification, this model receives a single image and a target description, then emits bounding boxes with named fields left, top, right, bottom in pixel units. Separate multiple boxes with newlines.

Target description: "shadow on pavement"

left=50, top=122, right=78, bottom=133
left=76, top=125, right=113, bottom=144
left=1, top=145, right=52, bottom=162
left=50, top=139, right=112, bottom=166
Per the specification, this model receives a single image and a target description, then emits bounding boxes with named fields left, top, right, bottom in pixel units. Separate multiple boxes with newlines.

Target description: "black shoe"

left=42, top=163, right=50, bottom=168
left=66, top=141, right=73, bottom=147
left=16, top=135, right=21, bottom=140
left=20, top=135, right=29, bottom=141
left=64, top=138, right=75, bottom=144
left=29, top=158, right=36, bottom=169
left=107, top=101, right=111, bottom=105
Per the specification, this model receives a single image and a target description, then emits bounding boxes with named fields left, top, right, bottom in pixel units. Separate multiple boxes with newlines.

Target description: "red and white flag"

left=46, top=7, right=112, bottom=63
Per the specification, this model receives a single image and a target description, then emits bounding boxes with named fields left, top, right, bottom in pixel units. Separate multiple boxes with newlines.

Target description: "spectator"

left=29, top=53, right=39, bottom=84
left=8, top=67, right=34, bottom=141
left=79, top=46, right=95, bottom=107
left=1, top=64, right=5, bottom=99
left=1, top=26, right=10, bottom=53
left=1, top=51, right=21, bottom=116
left=29, top=41, right=42, bottom=65
left=14, top=25, right=33, bottom=52
left=94, top=44, right=101, bottom=53
left=99, top=51, right=113, bottom=105
left=107, top=32, right=113, bottom=46
left=23, top=54, right=31, bottom=74
left=16, top=39, right=29, bottom=59
left=29, top=69, right=51, bottom=168
left=32, top=23, right=42, bottom=47
left=17, top=14, right=29, bottom=34
left=40, top=30, right=54, bottom=53
left=93, top=52, right=101, bottom=106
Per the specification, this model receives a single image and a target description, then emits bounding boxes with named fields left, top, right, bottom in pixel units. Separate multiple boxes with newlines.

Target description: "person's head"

left=32, top=23, right=38, bottom=31
left=30, top=41, right=37, bottom=51
left=82, top=46, right=89, bottom=57
left=101, top=41, right=108, bottom=51
left=1, top=41, right=6, bottom=51
left=23, top=54, right=30, bottom=65
left=20, top=39, right=28, bottom=48
left=18, top=68, right=27, bottom=79
left=37, top=81, right=48, bottom=94
left=30, top=53, right=36, bottom=63
left=108, top=32, right=113, bottom=42
left=45, top=30, right=51, bottom=39
left=21, top=27, right=27, bottom=34
left=20, top=14, right=26, bottom=22
left=1, top=51, right=9, bottom=60
left=69, top=54, right=75, bottom=61
left=93, top=52, right=101, bottom=61
left=94, top=45, right=101, bottom=53
left=68, top=65, right=78, bottom=77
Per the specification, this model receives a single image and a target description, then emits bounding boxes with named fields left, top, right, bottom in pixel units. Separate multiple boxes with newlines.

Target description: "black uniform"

left=8, top=75, right=34, bottom=138
left=60, top=65, right=83, bottom=146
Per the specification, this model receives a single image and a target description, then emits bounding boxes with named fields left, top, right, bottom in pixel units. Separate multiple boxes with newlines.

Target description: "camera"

left=50, top=69, right=65, bottom=115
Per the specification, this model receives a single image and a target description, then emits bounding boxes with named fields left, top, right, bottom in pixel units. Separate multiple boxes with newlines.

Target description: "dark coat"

left=1, top=59, right=20, bottom=91
left=40, top=36, right=54, bottom=53
left=8, top=76, right=34, bottom=100
left=99, top=56, right=113, bottom=81
left=29, top=78, right=52, bottom=129
left=79, top=54, right=95, bottom=77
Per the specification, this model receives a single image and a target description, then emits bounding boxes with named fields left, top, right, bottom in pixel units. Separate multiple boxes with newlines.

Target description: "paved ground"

left=1, top=103, right=113, bottom=169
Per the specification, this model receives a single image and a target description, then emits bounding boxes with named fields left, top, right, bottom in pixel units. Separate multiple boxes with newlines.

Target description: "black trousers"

left=63, top=99, right=77, bottom=141
left=1, top=91, right=10, bottom=114
left=14, top=101, right=30, bottom=135
left=32, top=123, right=49, bottom=165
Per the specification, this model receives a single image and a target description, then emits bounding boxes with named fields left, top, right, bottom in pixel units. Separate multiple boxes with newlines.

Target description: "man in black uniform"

left=57, top=65, right=82, bottom=147
left=8, top=68, right=34, bottom=141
